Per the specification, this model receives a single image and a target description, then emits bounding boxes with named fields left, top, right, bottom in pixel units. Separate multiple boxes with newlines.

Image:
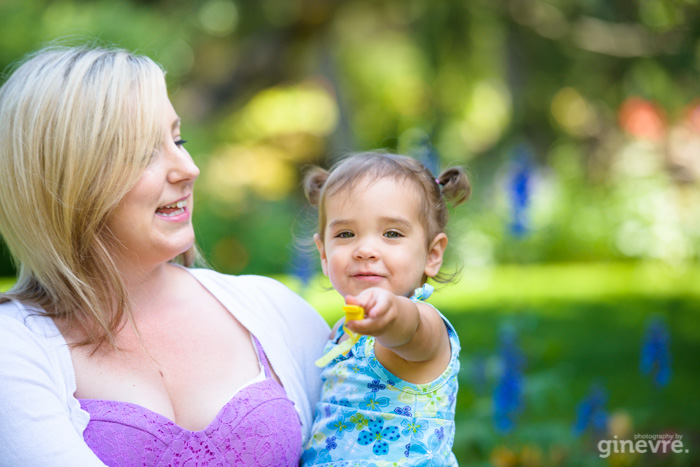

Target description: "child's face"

left=315, top=176, right=446, bottom=298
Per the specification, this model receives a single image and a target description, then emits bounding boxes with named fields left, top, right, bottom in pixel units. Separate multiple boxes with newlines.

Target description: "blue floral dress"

left=301, top=307, right=459, bottom=467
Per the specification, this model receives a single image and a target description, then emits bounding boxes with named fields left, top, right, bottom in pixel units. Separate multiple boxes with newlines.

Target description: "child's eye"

left=384, top=230, right=403, bottom=238
left=336, top=231, right=354, bottom=239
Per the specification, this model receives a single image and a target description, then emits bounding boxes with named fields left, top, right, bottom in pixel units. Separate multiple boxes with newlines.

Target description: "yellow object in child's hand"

left=343, top=304, right=364, bottom=321
left=314, top=304, right=365, bottom=367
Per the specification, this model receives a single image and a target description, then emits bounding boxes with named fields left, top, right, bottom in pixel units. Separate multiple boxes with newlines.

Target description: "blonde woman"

left=0, top=45, right=329, bottom=466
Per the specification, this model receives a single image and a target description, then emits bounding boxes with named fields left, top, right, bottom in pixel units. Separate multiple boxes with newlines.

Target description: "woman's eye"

left=384, top=230, right=402, bottom=238
left=336, top=231, right=354, bottom=239
left=175, top=139, right=188, bottom=146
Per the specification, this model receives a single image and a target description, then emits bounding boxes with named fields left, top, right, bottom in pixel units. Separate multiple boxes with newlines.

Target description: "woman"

left=0, top=45, right=329, bottom=466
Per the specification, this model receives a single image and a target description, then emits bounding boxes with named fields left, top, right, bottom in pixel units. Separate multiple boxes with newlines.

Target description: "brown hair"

left=303, top=151, right=470, bottom=281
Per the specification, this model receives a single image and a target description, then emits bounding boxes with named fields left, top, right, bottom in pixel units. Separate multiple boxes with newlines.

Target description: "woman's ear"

left=424, top=233, right=448, bottom=278
left=314, top=233, right=329, bottom=276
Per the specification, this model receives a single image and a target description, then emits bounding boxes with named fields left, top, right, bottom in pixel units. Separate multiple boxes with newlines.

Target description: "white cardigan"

left=0, top=268, right=330, bottom=467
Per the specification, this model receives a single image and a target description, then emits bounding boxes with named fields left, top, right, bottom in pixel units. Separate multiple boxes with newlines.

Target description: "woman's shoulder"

left=0, top=300, right=33, bottom=345
left=0, top=300, right=92, bottom=460
left=0, top=299, right=59, bottom=341
left=0, top=300, right=70, bottom=375
left=0, top=297, right=29, bottom=319
left=0, top=299, right=72, bottom=388
left=186, top=267, right=328, bottom=328
left=188, top=267, right=303, bottom=301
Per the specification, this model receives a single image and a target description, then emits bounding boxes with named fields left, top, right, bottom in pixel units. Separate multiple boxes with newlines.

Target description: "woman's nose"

left=168, top=147, right=200, bottom=183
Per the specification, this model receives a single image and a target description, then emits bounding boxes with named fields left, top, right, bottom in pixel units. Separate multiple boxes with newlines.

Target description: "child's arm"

left=344, top=287, right=451, bottom=384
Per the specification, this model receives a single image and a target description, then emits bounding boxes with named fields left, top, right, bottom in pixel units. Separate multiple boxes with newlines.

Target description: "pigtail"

left=437, top=167, right=471, bottom=206
left=302, top=165, right=329, bottom=207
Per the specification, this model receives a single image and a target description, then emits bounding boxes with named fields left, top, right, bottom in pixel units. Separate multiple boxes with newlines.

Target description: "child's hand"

left=343, top=286, right=451, bottom=383
left=344, top=288, right=419, bottom=349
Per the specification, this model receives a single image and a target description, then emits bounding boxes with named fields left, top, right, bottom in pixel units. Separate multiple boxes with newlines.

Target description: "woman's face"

left=105, top=97, right=200, bottom=272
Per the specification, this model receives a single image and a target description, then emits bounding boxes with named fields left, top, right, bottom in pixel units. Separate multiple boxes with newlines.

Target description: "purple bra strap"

left=252, top=336, right=273, bottom=378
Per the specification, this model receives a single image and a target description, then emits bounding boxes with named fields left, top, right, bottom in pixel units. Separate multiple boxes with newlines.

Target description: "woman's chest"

left=70, top=302, right=261, bottom=431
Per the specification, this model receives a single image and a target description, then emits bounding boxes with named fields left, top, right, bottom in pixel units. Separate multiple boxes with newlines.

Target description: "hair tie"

left=436, top=178, right=444, bottom=196
left=410, top=283, right=434, bottom=302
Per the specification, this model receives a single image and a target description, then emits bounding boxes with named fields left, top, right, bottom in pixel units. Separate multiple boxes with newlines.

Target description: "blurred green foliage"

left=1, top=0, right=700, bottom=276
left=1, top=2, right=700, bottom=464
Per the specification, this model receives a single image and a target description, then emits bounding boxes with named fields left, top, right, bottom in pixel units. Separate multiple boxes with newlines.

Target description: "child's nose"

left=353, top=241, right=379, bottom=260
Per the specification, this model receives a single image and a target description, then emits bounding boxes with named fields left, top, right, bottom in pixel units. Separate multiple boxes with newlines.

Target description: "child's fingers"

left=343, top=288, right=392, bottom=334
left=345, top=294, right=379, bottom=317
left=345, top=319, right=377, bottom=335
left=345, top=310, right=391, bottom=336
left=344, top=294, right=360, bottom=306
left=343, top=295, right=371, bottom=332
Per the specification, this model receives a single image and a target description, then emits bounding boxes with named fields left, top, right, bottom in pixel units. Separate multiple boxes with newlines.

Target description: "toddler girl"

left=301, top=152, right=470, bottom=466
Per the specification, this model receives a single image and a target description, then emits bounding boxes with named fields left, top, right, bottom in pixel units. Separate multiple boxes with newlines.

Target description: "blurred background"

left=1, top=0, right=699, bottom=465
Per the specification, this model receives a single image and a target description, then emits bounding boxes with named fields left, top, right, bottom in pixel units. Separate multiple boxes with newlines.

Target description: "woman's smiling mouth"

left=155, top=198, right=190, bottom=220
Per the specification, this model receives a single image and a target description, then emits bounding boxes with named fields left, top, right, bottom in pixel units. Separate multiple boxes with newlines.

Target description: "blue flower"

left=412, top=133, right=440, bottom=177
left=358, top=417, right=400, bottom=456
left=393, top=405, right=412, bottom=417
left=360, top=392, right=390, bottom=411
left=325, top=436, right=338, bottom=450
left=493, top=326, right=525, bottom=433
left=573, top=383, right=608, bottom=436
left=301, top=447, right=332, bottom=464
left=401, top=419, right=428, bottom=439
left=368, top=379, right=386, bottom=392
left=288, top=246, right=315, bottom=287
left=326, top=414, right=356, bottom=440
left=434, top=427, right=445, bottom=441
left=329, top=396, right=352, bottom=407
left=640, top=316, right=672, bottom=387
left=507, top=144, right=534, bottom=237
left=408, top=431, right=446, bottom=466
left=347, top=362, right=367, bottom=375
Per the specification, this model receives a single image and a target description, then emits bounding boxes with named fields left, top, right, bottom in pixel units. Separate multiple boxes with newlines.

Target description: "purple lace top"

left=79, top=337, right=302, bottom=466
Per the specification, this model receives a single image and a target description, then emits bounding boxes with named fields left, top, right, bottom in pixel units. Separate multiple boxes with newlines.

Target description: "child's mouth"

left=352, top=273, right=383, bottom=281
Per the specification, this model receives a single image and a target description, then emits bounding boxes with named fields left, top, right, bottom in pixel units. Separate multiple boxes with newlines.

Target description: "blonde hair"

left=303, top=151, right=471, bottom=282
left=0, top=45, right=193, bottom=348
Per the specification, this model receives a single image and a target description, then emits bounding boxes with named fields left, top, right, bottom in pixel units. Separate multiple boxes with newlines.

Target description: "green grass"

left=287, top=262, right=700, bottom=466
left=447, top=297, right=699, bottom=466
left=285, top=261, right=700, bottom=323
left=3, top=262, right=699, bottom=465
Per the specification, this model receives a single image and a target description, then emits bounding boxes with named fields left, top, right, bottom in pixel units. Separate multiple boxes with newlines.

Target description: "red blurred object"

left=618, top=97, right=666, bottom=141
left=683, top=99, right=700, bottom=133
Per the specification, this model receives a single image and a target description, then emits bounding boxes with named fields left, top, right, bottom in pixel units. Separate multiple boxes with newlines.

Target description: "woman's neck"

left=121, top=262, right=185, bottom=319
